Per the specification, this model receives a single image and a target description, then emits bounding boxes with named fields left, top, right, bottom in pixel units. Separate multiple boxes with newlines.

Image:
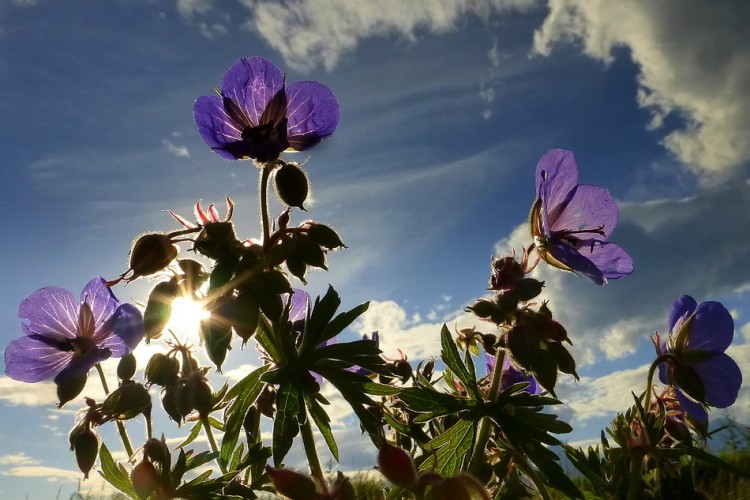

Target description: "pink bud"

left=377, top=442, right=418, bottom=490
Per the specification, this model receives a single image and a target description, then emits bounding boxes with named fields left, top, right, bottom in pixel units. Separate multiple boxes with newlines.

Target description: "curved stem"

left=260, top=163, right=273, bottom=248
left=468, top=350, right=506, bottom=476
left=300, top=416, right=324, bottom=483
left=95, top=363, right=134, bottom=459
left=643, top=354, right=674, bottom=410
left=201, top=415, right=227, bottom=474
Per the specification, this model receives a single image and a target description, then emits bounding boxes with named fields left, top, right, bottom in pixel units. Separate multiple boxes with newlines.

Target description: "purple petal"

left=288, top=289, right=310, bottom=324
left=194, top=95, right=242, bottom=160
left=500, top=355, right=540, bottom=394
left=81, top=278, right=120, bottom=339
left=675, top=389, right=708, bottom=424
left=485, top=352, right=497, bottom=376
left=548, top=241, right=606, bottom=285
left=54, top=349, right=111, bottom=380
left=568, top=239, right=633, bottom=282
left=220, top=57, right=284, bottom=129
left=692, top=352, right=742, bottom=408
left=18, top=286, right=78, bottom=341
left=535, top=150, right=578, bottom=234
left=687, top=301, right=734, bottom=353
left=668, top=295, right=697, bottom=333
left=98, top=304, right=144, bottom=357
left=4, top=335, right=73, bottom=382
left=285, top=81, right=340, bottom=151
left=551, top=184, right=619, bottom=239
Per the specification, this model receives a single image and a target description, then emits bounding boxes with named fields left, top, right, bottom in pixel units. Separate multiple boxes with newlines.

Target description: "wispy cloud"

left=238, top=0, right=539, bottom=72
left=162, top=138, right=190, bottom=158
left=533, top=0, right=750, bottom=180
left=0, top=454, right=39, bottom=466
left=0, top=377, right=57, bottom=406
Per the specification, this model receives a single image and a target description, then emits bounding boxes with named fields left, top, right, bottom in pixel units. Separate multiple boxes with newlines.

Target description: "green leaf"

left=439, top=324, right=480, bottom=399
left=683, top=445, right=750, bottom=479
left=306, top=395, right=339, bottom=461
left=98, top=443, right=136, bottom=498
left=273, top=382, right=302, bottom=465
left=418, top=418, right=475, bottom=476
left=362, top=382, right=400, bottom=396
left=221, top=365, right=269, bottom=470
left=399, top=386, right=477, bottom=417
left=176, top=420, right=203, bottom=449
left=299, top=286, right=341, bottom=355
left=319, top=301, right=370, bottom=345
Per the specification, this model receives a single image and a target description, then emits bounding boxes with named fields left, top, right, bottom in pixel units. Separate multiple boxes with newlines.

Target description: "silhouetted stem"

left=626, top=452, right=644, bottom=500
left=468, top=350, right=505, bottom=476
left=201, top=414, right=227, bottom=474
left=300, top=417, right=324, bottom=483
left=95, top=363, right=134, bottom=459
left=260, top=164, right=273, bottom=247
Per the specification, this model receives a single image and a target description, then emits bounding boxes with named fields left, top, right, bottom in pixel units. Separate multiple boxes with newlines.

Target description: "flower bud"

left=174, top=379, right=196, bottom=419
left=506, top=325, right=539, bottom=369
left=177, top=259, right=208, bottom=295
left=392, top=359, right=413, bottom=383
left=145, top=353, right=180, bottom=387
left=265, top=466, right=317, bottom=500
left=514, top=278, right=544, bottom=302
left=144, top=280, right=179, bottom=341
left=71, top=427, right=99, bottom=479
left=131, top=460, right=160, bottom=500
left=101, top=381, right=151, bottom=420
left=377, top=442, right=418, bottom=490
left=274, top=162, right=309, bottom=210
left=143, top=437, right=170, bottom=466
left=117, top=352, right=137, bottom=381
left=56, top=374, right=88, bottom=408
left=128, top=233, right=178, bottom=280
left=190, top=373, right=214, bottom=418
left=161, top=385, right=182, bottom=423
left=306, top=223, right=346, bottom=250
left=490, top=256, right=524, bottom=291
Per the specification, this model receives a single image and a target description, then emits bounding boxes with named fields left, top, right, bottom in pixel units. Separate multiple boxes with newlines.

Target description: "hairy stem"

left=468, top=350, right=506, bottom=476
left=201, top=414, right=227, bottom=474
left=300, top=416, right=324, bottom=483
left=260, top=163, right=273, bottom=248
left=95, top=363, right=134, bottom=459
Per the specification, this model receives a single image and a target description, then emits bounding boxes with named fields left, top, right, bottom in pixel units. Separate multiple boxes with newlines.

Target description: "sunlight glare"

left=168, top=296, right=210, bottom=342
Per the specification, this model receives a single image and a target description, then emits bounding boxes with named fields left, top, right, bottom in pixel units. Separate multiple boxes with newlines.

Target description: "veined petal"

left=674, top=389, right=708, bottom=424
left=688, top=301, right=734, bottom=352
left=97, top=304, right=144, bottom=357
left=691, top=353, right=741, bottom=408
left=54, top=348, right=111, bottom=381
left=569, top=239, right=633, bottom=281
left=551, top=184, right=619, bottom=239
left=4, top=335, right=74, bottom=382
left=286, top=81, right=340, bottom=151
left=535, top=150, right=578, bottom=230
left=548, top=241, right=606, bottom=285
left=221, top=57, right=284, bottom=128
left=668, top=295, right=697, bottom=333
left=81, top=277, right=119, bottom=339
left=18, top=286, right=78, bottom=341
left=288, top=289, right=310, bottom=324
left=194, top=95, right=242, bottom=160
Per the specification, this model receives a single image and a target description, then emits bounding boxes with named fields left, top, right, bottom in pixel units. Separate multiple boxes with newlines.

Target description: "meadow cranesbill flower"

left=530, top=149, right=632, bottom=285
left=485, top=352, right=540, bottom=394
left=4, top=277, right=144, bottom=384
left=194, top=56, right=339, bottom=162
left=656, top=295, right=742, bottom=423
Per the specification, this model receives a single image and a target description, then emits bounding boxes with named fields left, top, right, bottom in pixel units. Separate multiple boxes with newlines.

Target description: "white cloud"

left=533, top=0, right=750, bottom=180
left=162, top=139, right=190, bottom=158
left=239, top=0, right=539, bottom=72
left=176, top=0, right=215, bottom=18
left=0, top=377, right=57, bottom=406
left=0, top=453, right=39, bottom=466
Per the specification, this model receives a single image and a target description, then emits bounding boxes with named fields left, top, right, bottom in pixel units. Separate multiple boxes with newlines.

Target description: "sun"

left=167, top=296, right=211, bottom=342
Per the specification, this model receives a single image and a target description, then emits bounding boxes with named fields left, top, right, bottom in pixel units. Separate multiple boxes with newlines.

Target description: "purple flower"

left=657, top=295, right=742, bottom=423
left=530, top=149, right=633, bottom=285
left=486, top=352, right=540, bottom=394
left=4, top=277, right=144, bottom=384
left=194, top=56, right=339, bottom=162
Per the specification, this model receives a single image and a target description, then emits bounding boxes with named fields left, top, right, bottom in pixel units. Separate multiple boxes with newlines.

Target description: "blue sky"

left=1, top=0, right=749, bottom=497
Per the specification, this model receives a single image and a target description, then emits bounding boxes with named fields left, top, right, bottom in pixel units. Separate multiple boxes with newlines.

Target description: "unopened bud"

left=71, top=427, right=99, bottom=479
left=265, top=466, right=317, bottom=500
left=131, top=460, right=160, bottom=500
left=274, top=162, right=309, bottom=210
left=515, top=278, right=544, bottom=301
left=144, top=280, right=179, bottom=341
left=129, top=233, right=177, bottom=280
left=490, top=256, right=524, bottom=291
left=56, top=374, right=88, bottom=408
left=307, top=223, right=346, bottom=250
left=145, top=353, right=180, bottom=387
left=143, top=437, right=170, bottom=466
left=377, top=442, right=418, bottom=490
left=101, top=381, right=151, bottom=420
left=117, top=353, right=137, bottom=381
left=161, top=385, right=182, bottom=423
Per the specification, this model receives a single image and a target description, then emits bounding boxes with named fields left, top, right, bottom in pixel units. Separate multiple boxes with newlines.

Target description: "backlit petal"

left=194, top=95, right=242, bottom=160
left=687, top=301, right=734, bottom=353
left=4, top=335, right=73, bottom=382
left=220, top=57, right=284, bottom=128
left=18, top=286, right=78, bottom=341
left=692, top=352, right=742, bottom=408
left=668, top=295, right=697, bottom=334
left=551, top=184, right=618, bottom=239
left=286, top=81, right=340, bottom=151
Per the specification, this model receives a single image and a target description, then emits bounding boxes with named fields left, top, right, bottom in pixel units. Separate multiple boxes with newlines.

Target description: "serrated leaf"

left=273, top=382, right=301, bottom=465
left=440, top=324, right=480, bottom=399
left=98, top=443, right=136, bottom=498
left=306, top=395, right=339, bottom=461
left=176, top=421, right=203, bottom=449
left=418, top=418, right=475, bottom=476
left=221, top=365, right=269, bottom=470
left=362, top=382, right=400, bottom=396
left=319, top=301, right=370, bottom=345
left=399, top=386, right=477, bottom=417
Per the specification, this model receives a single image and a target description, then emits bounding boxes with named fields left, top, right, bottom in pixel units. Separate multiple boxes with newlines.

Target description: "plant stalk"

left=300, top=416, right=324, bottom=483
left=468, top=350, right=506, bottom=476
left=95, top=363, right=134, bottom=459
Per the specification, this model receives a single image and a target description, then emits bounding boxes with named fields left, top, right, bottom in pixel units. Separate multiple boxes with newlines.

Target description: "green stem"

left=260, top=163, right=273, bottom=248
left=644, top=354, right=673, bottom=410
left=95, top=363, right=134, bottom=459
left=300, top=416, right=324, bottom=483
left=515, top=453, right=552, bottom=500
left=626, top=452, right=644, bottom=500
left=201, top=415, right=227, bottom=474
left=467, top=350, right=506, bottom=476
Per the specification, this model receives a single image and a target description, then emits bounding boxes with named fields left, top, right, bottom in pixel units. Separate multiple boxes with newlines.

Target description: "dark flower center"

left=240, top=117, right=288, bottom=146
